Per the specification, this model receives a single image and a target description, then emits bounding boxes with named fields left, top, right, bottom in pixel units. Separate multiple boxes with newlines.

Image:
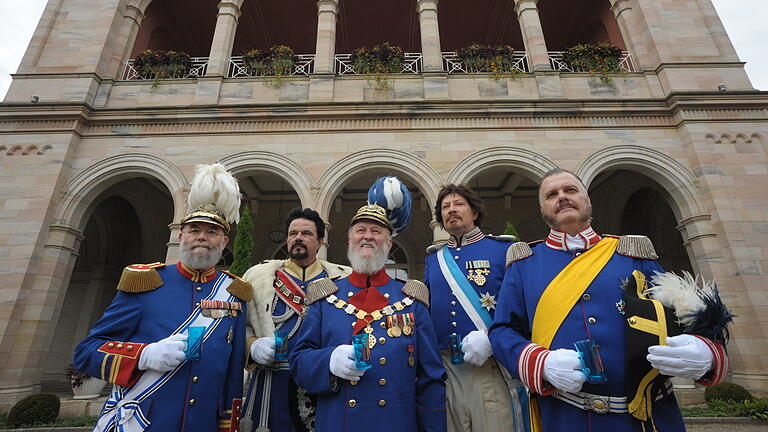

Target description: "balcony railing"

left=548, top=51, right=636, bottom=73
left=441, top=51, right=529, bottom=74
left=334, top=53, right=423, bottom=76
left=228, top=54, right=315, bottom=78
left=120, top=57, right=209, bottom=81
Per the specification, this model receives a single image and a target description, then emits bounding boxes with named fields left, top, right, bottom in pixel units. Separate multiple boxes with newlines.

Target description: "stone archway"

left=447, top=147, right=558, bottom=242
left=219, top=152, right=312, bottom=266
left=319, top=153, right=437, bottom=278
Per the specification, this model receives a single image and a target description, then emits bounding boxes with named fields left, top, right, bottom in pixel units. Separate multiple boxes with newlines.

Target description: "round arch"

left=447, top=147, right=559, bottom=185
left=315, top=149, right=442, bottom=222
left=576, top=145, right=704, bottom=220
left=218, top=151, right=315, bottom=209
left=55, top=153, right=187, bottom=232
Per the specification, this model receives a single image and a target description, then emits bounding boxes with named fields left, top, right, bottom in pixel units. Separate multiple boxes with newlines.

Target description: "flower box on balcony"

left=457, top=43, right=519, bottom=79
left=134, top=49, right=193, bottom=80
left=242, top=45, right=298, bottom=77
left=562, top=42, right=623, bottom=83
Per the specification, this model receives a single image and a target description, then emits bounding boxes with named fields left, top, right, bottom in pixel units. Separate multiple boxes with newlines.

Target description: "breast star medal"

left=479, top=292, right=497, bottom=311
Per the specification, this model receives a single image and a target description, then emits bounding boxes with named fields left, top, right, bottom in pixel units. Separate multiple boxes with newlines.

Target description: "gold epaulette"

left=505, top=242, right=534, bottom=267
left=402, top=279, right=430, bottom=307
left=222, top=270, right=253, bottom=302
left=306, top=278, right=339, bottom=305
left=116, top=263, right=165, bottom=293
left=616, top=235, right=658, bottom=260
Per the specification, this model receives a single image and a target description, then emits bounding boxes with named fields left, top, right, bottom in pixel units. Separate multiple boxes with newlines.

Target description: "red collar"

left=176, top=261, right=217, bottom=283
left=347, top=269, right=391, bottom=288
left=545, top=227, right=601, bottom=251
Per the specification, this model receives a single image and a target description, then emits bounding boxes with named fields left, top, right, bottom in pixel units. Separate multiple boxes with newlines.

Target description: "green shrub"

left=744, top=398, right=768, bottom=420
left=6, top=393, right=60, bottom=428
left=705, top=382, right=754, bottom=403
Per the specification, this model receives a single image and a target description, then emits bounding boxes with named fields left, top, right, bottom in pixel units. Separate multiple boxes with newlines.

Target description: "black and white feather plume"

left=648, top=271, right=734, bottom=345
left=187, top=163, right=241, bottom=224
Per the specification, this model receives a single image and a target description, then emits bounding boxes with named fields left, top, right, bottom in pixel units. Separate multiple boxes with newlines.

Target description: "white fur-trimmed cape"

left=242, top=259, right=351, bottom=339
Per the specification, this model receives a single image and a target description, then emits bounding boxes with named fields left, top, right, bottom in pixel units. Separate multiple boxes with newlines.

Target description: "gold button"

left=379, top=378, right=387, bottom=385
left=192, top=376, right=198, bottom=383
left=380, top=322, right=387, bottom=329
left=348, top=291, right=354, bottom=297
left=350, top=379, right=358, bottom=386
left=348, top=399, right=356, bottom=407
left=379, top=337, right=386, bottom=344
left=384, top=293, right=390, bottom=299
left=189, top=399, right=195, bottom=406
left=378, top=400, right=386, bottom=407
left=196, top=287, right=202, bottom=292
left=379, top=357, right=387, bottom=365
left=108, top=343, right=115, bottom=348
left=127, top=345, right=133, bottom=351
left=582, top=294, right=591, bottom=301
left=629, top=317, right=637, bottom=325
left=116, top=343, right=123, bottom=349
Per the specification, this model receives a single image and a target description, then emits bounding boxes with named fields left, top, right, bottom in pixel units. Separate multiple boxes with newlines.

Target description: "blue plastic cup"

left=574, top=339, right=607, bottom=384
left=185, top=326, right=205, bottom=361
left=351, top=333, right=372, bottom=370
left=274, top=329, right=290, bottom=361
left=449, top=333, right=464, bottom=365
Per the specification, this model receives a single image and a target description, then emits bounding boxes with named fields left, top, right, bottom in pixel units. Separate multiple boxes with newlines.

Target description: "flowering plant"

left=457, top=43, right=519, bottom=79
left=351, top=43, right=404, bottom=91
left=65, top=364, right=88, bottom=388
left=243, top=45, right=297, bottom=77
left=133, top=49, right=192, bottom=81
left=563, top=42, right=623, bottom=83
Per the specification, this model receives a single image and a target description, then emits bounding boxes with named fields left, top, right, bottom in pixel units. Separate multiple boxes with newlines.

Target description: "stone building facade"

left=1, top=0, right=767, bottom=409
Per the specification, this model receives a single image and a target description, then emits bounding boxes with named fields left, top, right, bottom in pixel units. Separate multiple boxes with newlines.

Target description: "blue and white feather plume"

left=367, top=176, right=412, bottom=236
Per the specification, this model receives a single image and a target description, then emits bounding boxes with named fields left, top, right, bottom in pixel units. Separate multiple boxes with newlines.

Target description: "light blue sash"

left=437, top=246, right=493, bottom=330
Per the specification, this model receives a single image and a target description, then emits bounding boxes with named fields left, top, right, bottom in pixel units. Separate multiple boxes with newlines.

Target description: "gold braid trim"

left=506, top=242, right=534, bottom=267
left=616, top=235, right=659, bottom=260
left=402, top=279, right=430, bottom=307
left=116, top=265, right=164, bottom=293
left=306, top=278, right=339, bottom=305
left=222, top=270, right=253, bottom=302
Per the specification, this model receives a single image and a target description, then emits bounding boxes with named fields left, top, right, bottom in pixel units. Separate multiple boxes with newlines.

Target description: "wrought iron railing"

left=441, top=51, right=529, bottom=74
left=120, top=57, right=209, bottom=81
left=334, top=53, right=423, bottom=76
left=228, top=54, right=315, bottom=78
left=548, top=51, right=635, bottom=73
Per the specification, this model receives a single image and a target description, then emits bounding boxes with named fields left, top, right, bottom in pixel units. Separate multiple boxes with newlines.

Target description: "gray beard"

left=180, top=242, right=223, bottom=270
left=347, top=245, right=388, bottom=275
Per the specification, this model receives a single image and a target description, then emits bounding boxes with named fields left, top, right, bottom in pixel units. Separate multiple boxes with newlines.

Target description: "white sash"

left=94, top=274, right=234, bottom=432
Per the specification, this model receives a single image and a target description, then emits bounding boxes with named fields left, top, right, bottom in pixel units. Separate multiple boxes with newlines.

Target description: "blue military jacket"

left=489, top=231, right=687, bottom=432
left=73, top=262, right=250, bottom=432
left=290, top=269, right=447, bottom=432
left=424, top=226, right=513, bottom=349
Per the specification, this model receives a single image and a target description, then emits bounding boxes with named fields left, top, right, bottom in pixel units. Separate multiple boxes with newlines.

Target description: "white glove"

left=329, top=345, right=365, bottom=381
left=138, top=333, right=187, bottom=372
left=543, top=348, right=586, bottom=393
left=250, top=337, right=276, bottom=366
left=462, top=330, right=493, bottom=366
left=647, top=334, right=714, bottom=380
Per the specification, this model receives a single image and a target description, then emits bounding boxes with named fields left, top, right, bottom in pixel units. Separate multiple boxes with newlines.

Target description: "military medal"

left=391, top=324, right=402, bottom=338
left=466, top=260, right=491, bottom=286
left=364, top=325, right=374, bottom=334
left=226, top=327, right=233, bottom=344
left=407, top=344, right=415, bottom=367
left=479, top=292, right=497, bottom=311
left=367, top=333, right=376, bottom=349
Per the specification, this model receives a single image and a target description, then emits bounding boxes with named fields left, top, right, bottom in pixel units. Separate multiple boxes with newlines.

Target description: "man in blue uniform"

left=73, top=164, right=251, bottom=432
left=240, top=207, right=350, bottom=432
left=489, top=169, right=728, bottom=432
left=290, top=183, right=447, bottom=432
left=423, top=184, right=526, bottom=432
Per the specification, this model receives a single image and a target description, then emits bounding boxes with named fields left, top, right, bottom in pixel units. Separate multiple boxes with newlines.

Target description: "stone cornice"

left=0, top=94, right=766, bottom=136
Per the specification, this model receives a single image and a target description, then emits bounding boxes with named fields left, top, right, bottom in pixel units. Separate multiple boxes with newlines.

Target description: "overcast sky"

left=0, top=0, right=766, bottom=100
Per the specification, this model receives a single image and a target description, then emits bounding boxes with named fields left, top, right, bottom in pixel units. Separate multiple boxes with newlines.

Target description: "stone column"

left=608, top=0, right=642, bottom=70
left=431, top=220, right=449, bottom=245
left=206, top=0, right=245, bottom=77
left=93, top=0, right=152, bottom=106
left=313, top=0, right=339, bottom=74
left=310, top=0, right=339, bottom=102
left=417, top=0, right=442, bottom=73
left=514, top=0, right=551, bottom=72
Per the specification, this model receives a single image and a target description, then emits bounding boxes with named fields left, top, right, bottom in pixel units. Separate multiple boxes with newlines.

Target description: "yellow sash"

left=529, top=237, right=619, bottom=432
